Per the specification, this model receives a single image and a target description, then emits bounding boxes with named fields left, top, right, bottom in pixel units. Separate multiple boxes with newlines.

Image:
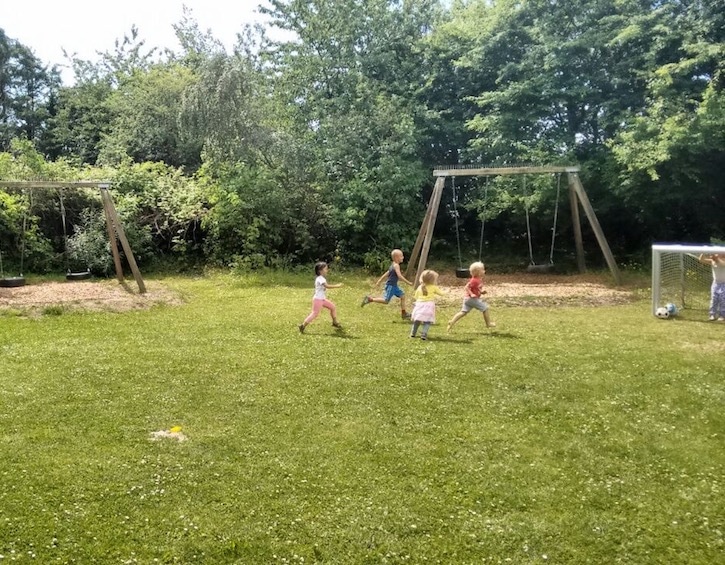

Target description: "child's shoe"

left=487, top=322, right=497, bottom=328
left=446, top=323, right=452, bottom=333
left=401, top=312, right=411, bottom=319
left=420, top=335, right=427, bottom=341
left=361, top=296, right=370, bottom=307
left=709, top=315, right=717, bottom=321
left=332, top=321, right=343, bottom=329
left=298, top=324, right=305, bottom=333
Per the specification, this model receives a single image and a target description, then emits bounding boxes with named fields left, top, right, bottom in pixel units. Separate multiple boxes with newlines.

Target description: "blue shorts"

left=461, top=297, right=488, bottom=313
left=383, top=284, right=404, bottom=302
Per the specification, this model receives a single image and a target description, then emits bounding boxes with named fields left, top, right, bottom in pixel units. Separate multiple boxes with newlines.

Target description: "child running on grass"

left=299, top=261, right=343, bottom=333
left=410, top=269, right=445, bottom=340
left=447, top=261, right=496, bottom=332
left=361, top=248, right=413, bottom=319
left=698, top=252, right=725, bottom=321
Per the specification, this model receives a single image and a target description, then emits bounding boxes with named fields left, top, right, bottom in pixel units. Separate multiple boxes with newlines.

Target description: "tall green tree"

left=0, top=29, right=60, bottom=151
left=261, top=0, right=438, bottom=258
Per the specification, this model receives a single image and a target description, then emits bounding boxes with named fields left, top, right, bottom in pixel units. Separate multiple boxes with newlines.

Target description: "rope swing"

left=451, top=175, right=463, bottom=271
left=478, top=176, right=489, bottom=262
left=452, top=175, right=491, bottom=278
left=524, top=173, right=561, bottom=273
left=59, top=188, right=92, bottom=281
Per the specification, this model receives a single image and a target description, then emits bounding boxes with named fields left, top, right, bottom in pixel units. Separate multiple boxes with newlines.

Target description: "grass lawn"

left=1, top=271, right=723, bottom=563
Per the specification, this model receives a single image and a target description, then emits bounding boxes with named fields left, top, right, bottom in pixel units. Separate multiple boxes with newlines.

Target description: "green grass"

left=1, top=272, right=723, bottom=563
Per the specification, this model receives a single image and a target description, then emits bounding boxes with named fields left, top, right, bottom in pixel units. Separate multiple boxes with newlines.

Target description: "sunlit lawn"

left=0, top=272, right=723, bottom=563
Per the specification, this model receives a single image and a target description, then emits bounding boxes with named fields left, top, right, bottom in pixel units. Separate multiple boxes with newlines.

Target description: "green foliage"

left=66, top=208, right=115, bottom=275
left=199, top=162, right=330, bottom=265
left=0, top=29, right=60, bottom=151
left=99, top=64, right=202, bottom=169
left=110, top=160, right=206, bottom=261
left=2, top=1, right=724, bottom=266
left=44, top=78, right=115, bottom=164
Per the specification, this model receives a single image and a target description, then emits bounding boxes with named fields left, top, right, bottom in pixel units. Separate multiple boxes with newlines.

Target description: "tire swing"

left=524, top=173, right=561, bottom=273
left=59, top=189, right=92, bottom=281
left=452, top=176, right=489, bottom=278
left=0, top=192, right=27, bottom=288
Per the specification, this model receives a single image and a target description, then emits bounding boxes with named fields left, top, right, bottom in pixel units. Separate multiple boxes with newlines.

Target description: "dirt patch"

left=0, top=279, right=182, bottom=316
left=437, top=272, right=637, bottom=307
left=0, top=272, right=636, bottom=315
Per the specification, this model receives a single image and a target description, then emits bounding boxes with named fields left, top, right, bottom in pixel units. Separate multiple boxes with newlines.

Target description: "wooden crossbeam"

left=433, top=166, right=580, bottom=177
left=0, top=181, right=109, bottom=188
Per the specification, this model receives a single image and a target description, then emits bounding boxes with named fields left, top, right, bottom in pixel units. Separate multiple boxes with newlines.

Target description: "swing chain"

left=549, top=173, right=562, bottom=265
left=523, top=175, right=535, bottom=266
left=451, top=176, right=464, bottom=269
left=478, top=176, right=488, bottom=262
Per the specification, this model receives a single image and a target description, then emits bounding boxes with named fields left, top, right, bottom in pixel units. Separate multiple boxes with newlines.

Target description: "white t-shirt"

left=313, top=275, right=327, bottom=299
left=713, top=264, right=725, bottom=284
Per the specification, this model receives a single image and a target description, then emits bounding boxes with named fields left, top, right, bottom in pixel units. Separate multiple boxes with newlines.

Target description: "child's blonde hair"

left=391, top=248, right=403, bottom=261
left=469, top=261, right=485, bottom=277
left=419, top=269, right=438, bottom=296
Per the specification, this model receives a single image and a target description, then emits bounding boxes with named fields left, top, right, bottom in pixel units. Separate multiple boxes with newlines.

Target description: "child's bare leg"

left=483, top=311, right=496, bottom=328
left=367, top=297, right=389, bottom=304
left=447, top=311, right=466, bottom=332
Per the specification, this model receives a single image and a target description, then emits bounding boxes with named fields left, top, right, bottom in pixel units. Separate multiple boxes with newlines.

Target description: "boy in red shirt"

left=447, top=261, right=496, bottom=332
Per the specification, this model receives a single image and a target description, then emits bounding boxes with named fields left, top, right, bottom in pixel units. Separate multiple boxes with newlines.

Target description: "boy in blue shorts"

left=361, top=248, right=413, bottom=319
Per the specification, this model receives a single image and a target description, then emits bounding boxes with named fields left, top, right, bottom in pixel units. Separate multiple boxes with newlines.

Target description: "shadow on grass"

left=301, top=329, right=360, bottom=340
left=483, top=331, right=520, bottom=339
left=438, top=331, right=520, bottom=340
left=415, top=336, right=474, bottom=344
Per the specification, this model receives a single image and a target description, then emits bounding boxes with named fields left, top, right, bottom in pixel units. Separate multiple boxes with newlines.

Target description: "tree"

left=99, top=62, right=202, bottom=169
left=260, top=0, right=437, bottom=259
left=0, top=29, right=60, bottom=151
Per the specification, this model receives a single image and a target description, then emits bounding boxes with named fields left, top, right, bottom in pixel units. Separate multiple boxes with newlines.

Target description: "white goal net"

left=652, top=244, right=725, bottom=317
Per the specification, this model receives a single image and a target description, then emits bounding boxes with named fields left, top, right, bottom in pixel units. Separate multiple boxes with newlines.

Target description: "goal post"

left=651, top=244, right=725, bottom=316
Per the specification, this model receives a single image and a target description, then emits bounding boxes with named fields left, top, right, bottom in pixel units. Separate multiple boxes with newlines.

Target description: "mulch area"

left=0, top=272, right=636, bottom=316
left=436, top=272, right=637, bottom=307
left=0, top=279, right=182, bottom=315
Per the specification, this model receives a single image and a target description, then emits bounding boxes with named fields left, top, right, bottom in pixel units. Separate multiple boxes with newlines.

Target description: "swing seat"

left=526, top=263, right=554, bottom=274
left=455, top=267, right=470, bottom=279
left=0, top=276, right=26, bottom=288
left=66, top=270, right=92, bottom=281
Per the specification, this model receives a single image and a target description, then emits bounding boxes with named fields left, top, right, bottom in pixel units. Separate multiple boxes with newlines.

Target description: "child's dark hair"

left=314, top=261, right=328, bottom=276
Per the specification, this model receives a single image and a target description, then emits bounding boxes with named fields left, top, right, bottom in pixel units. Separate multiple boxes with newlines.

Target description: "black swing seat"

left=66, top=270, right=92, bottom=281
left=527, top=262, right=554, bottom=273
left=0, top=276, right=26, bottom=288
left=455, top=267, right=470, bottom=278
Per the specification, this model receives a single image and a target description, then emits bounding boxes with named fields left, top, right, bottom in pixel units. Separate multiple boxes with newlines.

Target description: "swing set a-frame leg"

left=100, top=185, right=147, bottom=294
left=409, top=176, right=445, bottom=288
left=567, top=173, right=621, bottom=285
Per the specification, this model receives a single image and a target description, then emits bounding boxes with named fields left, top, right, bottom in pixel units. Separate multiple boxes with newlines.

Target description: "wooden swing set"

left=0, top=181, right=146, bottom=293
left=405, top=165, right=621, bottom=286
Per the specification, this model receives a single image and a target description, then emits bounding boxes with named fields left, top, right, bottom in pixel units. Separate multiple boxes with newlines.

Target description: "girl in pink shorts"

left=299, top=262, right=343, bottom=333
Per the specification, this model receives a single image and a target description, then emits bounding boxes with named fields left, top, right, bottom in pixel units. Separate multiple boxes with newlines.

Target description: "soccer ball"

left=665, top=303, right=678, bottom=317
left=655, top=306, right=670, bottom=319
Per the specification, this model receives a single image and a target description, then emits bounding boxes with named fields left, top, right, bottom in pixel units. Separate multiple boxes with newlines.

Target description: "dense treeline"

left=0, top=0, right=723, bottom=276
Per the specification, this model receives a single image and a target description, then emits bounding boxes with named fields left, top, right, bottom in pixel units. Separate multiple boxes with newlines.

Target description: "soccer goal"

left=651, top=244, right=725, bottom=316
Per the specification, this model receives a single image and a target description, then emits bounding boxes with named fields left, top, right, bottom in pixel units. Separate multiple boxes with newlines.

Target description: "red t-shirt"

left=466, top=277, right=483, bottom=298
